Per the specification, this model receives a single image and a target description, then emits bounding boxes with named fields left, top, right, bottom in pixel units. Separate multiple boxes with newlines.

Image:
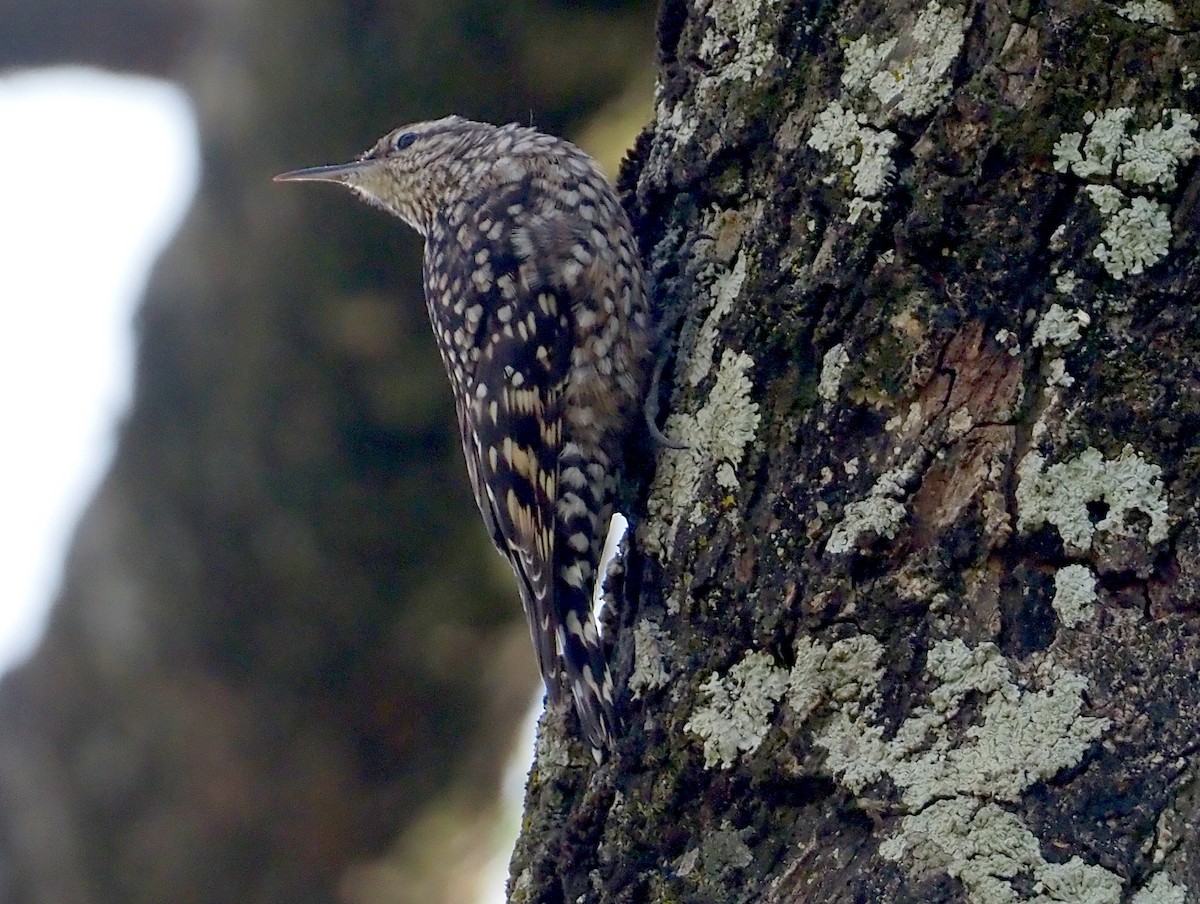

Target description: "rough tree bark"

left=510, top=0, right=1200, bottom=902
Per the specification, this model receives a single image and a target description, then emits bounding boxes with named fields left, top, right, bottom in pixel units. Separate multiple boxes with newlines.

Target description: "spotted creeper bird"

left=276, top=116, right=651, bottom=760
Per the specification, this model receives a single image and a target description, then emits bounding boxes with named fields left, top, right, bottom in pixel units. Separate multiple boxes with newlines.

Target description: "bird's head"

left=275, top=115, right=512, bottom=235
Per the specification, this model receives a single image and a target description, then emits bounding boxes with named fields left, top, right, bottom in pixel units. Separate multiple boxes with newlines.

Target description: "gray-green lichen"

left=842, top=0, right=967, bottom=117
left=1131, top=873, right=1189, bottom=904
left=1052, top=564, right=1098, bottom=627
left=794, top=637, right=1113, bottom=903
left=629, top=618, right=672, bottom=701
left=698, top=0, right=782, bottom=84
left=807, top=101, right=897, bottom=223
left=683, top=249, right=748, bottom=387
left=788, top=634, right=885, bottom=720
left=1015, top=445, right=1169, bottom=551
left=1053, top=107, right=1198, bottom=279
left=817, top=342, right=851, bottom=402
left=807, top=0, right=967, bottom=223
left=644, top=349, right=761, bottom=557
left=814, top=639, right=1110, bottom=808
left=1117, top=0, right=1177, bottom=23
left=674, top=820, right=754, bottom=882
left=879, top=798, right=1125, bottom=904
left=825, top=453, right=923, bottom=554
left=685, top=651, right=789, bottom=768
left=684, top=632, right=1118, bottom=903
left=1032, top=303, right=1090, bottom=349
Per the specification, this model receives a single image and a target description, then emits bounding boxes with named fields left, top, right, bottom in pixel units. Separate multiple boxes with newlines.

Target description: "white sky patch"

left=0, top=68, right=198, bottom=673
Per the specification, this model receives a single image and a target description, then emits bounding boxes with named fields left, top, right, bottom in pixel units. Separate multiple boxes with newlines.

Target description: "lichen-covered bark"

left=509, top=0, right=1200, bottom=901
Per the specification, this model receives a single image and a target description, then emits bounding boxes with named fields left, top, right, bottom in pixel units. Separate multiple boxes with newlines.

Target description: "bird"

left=276, top=116, right=652, bottom=761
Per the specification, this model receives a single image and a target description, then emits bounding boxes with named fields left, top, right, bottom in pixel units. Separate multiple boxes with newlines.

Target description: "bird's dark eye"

left=393, top=132, right=418, bottom=151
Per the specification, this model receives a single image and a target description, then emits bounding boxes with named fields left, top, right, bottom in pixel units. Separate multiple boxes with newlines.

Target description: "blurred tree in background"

left=0, top=1, right=654, bottom=902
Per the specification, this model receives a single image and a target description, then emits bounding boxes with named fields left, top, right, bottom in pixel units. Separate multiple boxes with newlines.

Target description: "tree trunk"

left=509, top=0, right=1200, bottom=901
left=0, top=2, right=652, bottom=902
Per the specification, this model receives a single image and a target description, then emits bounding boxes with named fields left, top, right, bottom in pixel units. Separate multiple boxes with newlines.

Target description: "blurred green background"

left=0, top=0, right=655, bottom=901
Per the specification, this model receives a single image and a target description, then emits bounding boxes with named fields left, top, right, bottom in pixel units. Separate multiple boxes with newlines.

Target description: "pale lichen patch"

left=788, top=635, right=885, bottom=721
left=644, top=350, right=761, bottom=556
left=1052, top=564, right=1098, bottom=627
left=841, top=34, right=898, bottom=91
left=818, top=342, right=850, bottom=401
left=1092, top=195, right=1172, bottom=280
left=809, top=638, right=1110, bottom=805
left=808, top=100, right=898, bottom=223
left=698, top=0, right=783, bottom=84
left=1016, top=445, right=1170, bottom=551
left=1116, top=110, right=1198, bottom=189
left=872, top=640, right=1110, bottom=808
left=866, top=1, right=967, bottom=117
left=826, top=454, right=923, bottom=554
left=879, top=798, right=1124, bottom=904
left=1054, top=108, right=1137, bottom=179
left=1117, top=0, right=1177, bottom=25
left=838, top=2, right=966, bottom=117
left=810, top=1, right=967, bottom=226
left=646, top=94, right=700, bottom=183
left=675, top=821, right=754, bottom=881
left=1046, top=359, right=1075, bottom=388
left=685, top=651, right=789, bottom=768
left=799, top=636, right=1112, bottom=903
left=1131, top=873, right=1190, bottom=904
left=685, top=250, right=748, bottom=387
left=947, top=406, right=974, bottom=439
left=1032, top=303, right=1091, bottom=348
left=630, top=618, right=672, bottom=700
left=1054, top=107, right=1198, bottom=279
left=1054, top=269, right=1081, bottom=295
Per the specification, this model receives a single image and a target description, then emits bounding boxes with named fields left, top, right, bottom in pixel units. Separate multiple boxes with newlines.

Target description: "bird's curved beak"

left=273, top=160, right=370, bottom=184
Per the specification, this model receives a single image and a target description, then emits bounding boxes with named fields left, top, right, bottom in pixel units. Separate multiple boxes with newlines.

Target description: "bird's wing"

left=445, top=190, right=617, bottom=753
